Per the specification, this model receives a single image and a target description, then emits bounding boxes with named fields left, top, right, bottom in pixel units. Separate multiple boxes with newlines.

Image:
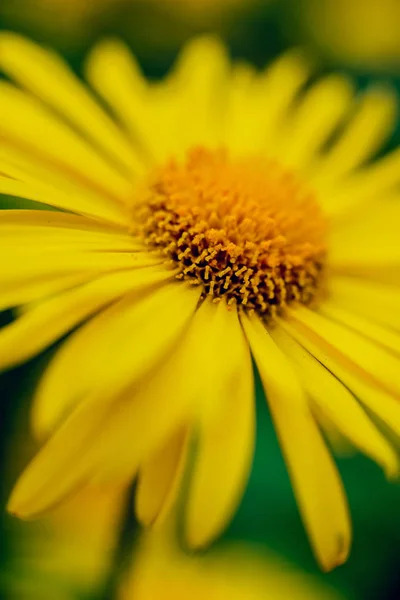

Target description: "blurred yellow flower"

left=120, top=529, right=343, bottom=600
left=0, top=33, right=399, bottom=572
left=0, top=0, right=111, bottom=49
left=147, top=0, right=257, bottom=20
left=4, top=481, right=342, bottom=600
left=3, top=484, right=125, bottom=599
left=299, top=0, right=400, bottom=71
left=0, top=0, right=262, bottom=53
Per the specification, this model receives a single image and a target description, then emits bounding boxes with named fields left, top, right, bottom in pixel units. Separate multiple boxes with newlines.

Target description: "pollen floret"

left=135, top=147, right=328, bottom=319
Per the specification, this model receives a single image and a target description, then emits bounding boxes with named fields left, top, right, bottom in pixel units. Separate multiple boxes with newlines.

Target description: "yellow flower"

left=4, top=485, right=124, bottom=599
left=146, top=0, right=257, bottom=20
left=298, top=0, right=400, bottom=72
left=4, top=478, right=342, bottom=600
left=0, top=33, right=399, bottom=572
left=120, top=529, right=343, bottom=600
left=0, top=0, right=112, bottom=50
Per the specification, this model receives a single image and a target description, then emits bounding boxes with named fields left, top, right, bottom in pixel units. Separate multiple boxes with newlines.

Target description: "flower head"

left=135, top=147, right=327, bottom=317
left=0, top=33, right=399, bottom=572
left=298, top=0, right=400, bottom=73
left=120, top=528, right=343, bottom=600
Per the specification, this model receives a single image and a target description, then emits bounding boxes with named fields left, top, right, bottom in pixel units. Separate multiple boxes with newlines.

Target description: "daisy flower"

left=0, top=33, right=399, bottom=572
left=297, top=0, right=400, bottom=73
left=121, top=529, right=343, bottom=600
left=3, top=486, right=124, bottom=599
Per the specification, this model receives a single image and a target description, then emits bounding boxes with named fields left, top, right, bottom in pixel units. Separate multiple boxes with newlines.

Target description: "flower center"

left=134, top=147, right=328, bottom=320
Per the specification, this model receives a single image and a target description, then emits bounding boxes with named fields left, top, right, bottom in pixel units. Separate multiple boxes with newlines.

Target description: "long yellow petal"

left=336, top=265, right=400, bottom=287
left=87, top=36, right=231, bottom=164
left=225, top=50, right=312, bottom=154
left=261, top=50, right=313, bottom=149
left=0, top=33, right=144, bottom=176
left=32, top=281, right=199, bottom=439
left=0, top=268, right=173, bottom=371
left=126, top=530, right=344, bottom=600
left=0, top=175, right=60, bottom=211
left=9, top=285, right=202, bottom=518
left=0, top=208, right=124, bottom=232
left=84, top=39, right=155, bottom=162
left=271, top=326, right=399, bottom=477
left=224, top=63, right=259, bottom=153
left=329, top=196, right=400, bottom=268
left=323, top=147, right=400, bottom=218
left=91, top=296, right=225, bottom=487
left=242, top=314, right=351, bottom=571
left=277, top=75, right=354, bottom=169
left=0, top=228, right=145, bottom=266
left=185, top=302, right=255, bottom=548
left=0, top=146, right=126, bottom=224
left=1, top=248, right=159, bottom=297
left=288, top=307, right=400, bottom=398
left=167, top=36, right=230, bottom=151
left=328, top=275, right=400, bottom=332
left=93, top=300, right=252, bottom=497
left=279, top=317, right=400, bottom=439
left=0, top=272, right=96, bottom=312
left=320, top=302, right=400, bottom=357
left=0, top=82, right=132, bottom=202
left=135, top=428, right=188, bottom=527
left=0, top=209, right=143, bottom=252
left=311, top=87, right=398, bottom=185
left=8, top=387, right=126, bottom=518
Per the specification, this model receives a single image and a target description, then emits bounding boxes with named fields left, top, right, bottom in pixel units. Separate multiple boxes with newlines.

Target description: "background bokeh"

left=1, top=1, right=399, bottom=599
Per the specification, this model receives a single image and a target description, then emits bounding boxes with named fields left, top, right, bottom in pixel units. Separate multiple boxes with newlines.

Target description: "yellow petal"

left=242, top=314, right=351, bottom=571
left=323, top=147, right=400, bottom=218
left=271, top=326, right=399, bottom=478
left=262, top=50, right=314, bottom=149
left=0, top=82, right=132, bottom=203
left=277, top=75, right=354, bottom=169
left=224, top=63, right=259, bottom=153
left=226, top=50, right=312, bottom=154
left=311, top=86, right=398, bottom=185
left=135, top=428, right=188, bottom=527
left=329, top=275, right=400, bottom=332
left=311, top=404, right=356, bottom=457
left=9, top=285, right=202, bottom=518
left=340, top=265, right=400, bottom=287
left=320, top=302, right=400, bottom=357
left=0, top=32, right=144, bottom=176
left=32, top=281, right=199, bottom=439
left=0, top=271, right=94, bottom=312
left=279, top=316, right=400, bottom=439
left=0, top=268, right=172, bottom=371
left=0, top=145, right=126, bottom=224
left=12, top=482, right=126, bottom=596
left=126, top=530, right=343, bottom=600
left=91, top=295, right=220, bottom=486
left=84, top=39, right=154, bottom=162
left=8, top=387, right=125, bottom=518
left=0, top=175, right=60, bottom=212
left=0, top=208, right=143, bottom=253
left=288, top=307, right=400, bottom=398
left=168, top=36, right=230, bottom=150
left=89, top=36, right=230, bottom=163
left=0, top=207, right=123, bottom=233
left=1, top=248, right=158, bottom=304
left=329, top=196, right=400, bottom=268
left=185, top=302, right=255, bottom=548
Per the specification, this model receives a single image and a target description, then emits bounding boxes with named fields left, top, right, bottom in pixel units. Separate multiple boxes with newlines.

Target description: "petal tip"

left=6, top=493, right=29, bottom=520
left=318, top=534, right=351, bottom=572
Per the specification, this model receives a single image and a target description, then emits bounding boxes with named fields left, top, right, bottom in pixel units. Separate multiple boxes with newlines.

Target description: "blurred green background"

left=0, top=1, right=399, bottom=599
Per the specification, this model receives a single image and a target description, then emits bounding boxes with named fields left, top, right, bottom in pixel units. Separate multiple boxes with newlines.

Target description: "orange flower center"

left=134, top=147, right=328, bottom=320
